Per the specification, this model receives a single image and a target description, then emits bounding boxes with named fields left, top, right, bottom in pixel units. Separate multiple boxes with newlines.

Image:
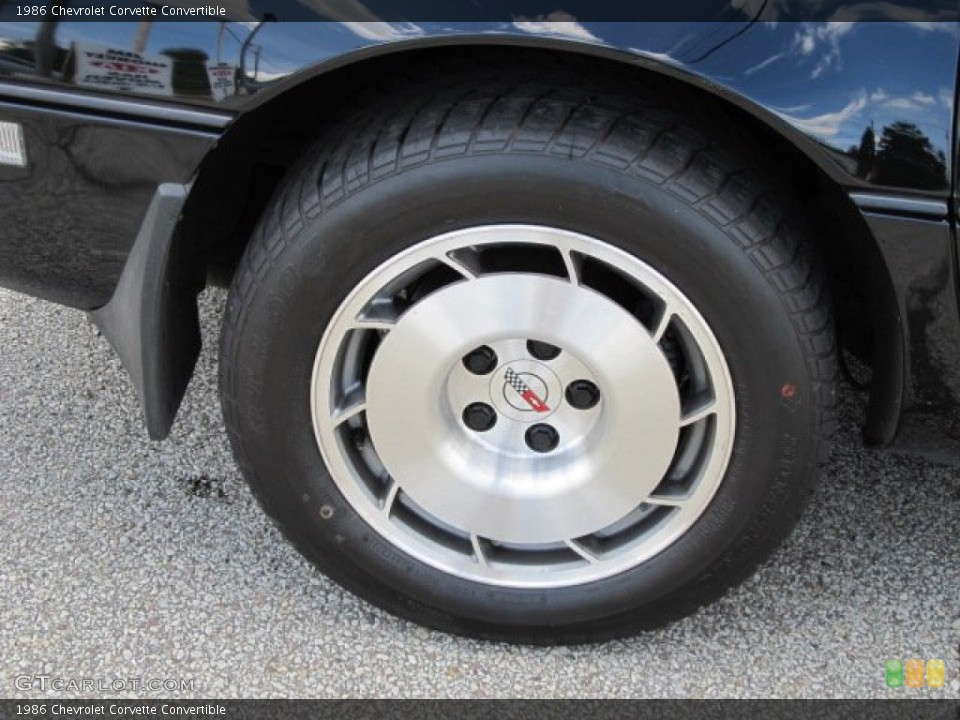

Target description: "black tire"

left=220, top=59, right=837, bottom=643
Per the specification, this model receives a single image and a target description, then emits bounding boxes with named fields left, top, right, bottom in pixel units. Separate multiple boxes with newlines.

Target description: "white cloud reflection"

left=339, top=22, right=424, bottom=41
left=793, top=22, right=855, bottom=78
left=777, top=84, right=953, bottom=142
left=511, top=13, right=601, bottom=43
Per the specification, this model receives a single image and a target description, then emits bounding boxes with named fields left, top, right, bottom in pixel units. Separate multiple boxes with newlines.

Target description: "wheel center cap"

left=363, top=274, right=681, bottom=544
left=493, top=360, right=561, bottom=421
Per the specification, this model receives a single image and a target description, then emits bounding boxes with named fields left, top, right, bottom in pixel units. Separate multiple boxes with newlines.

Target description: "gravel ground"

left=0, top=286, right=958, bottom=699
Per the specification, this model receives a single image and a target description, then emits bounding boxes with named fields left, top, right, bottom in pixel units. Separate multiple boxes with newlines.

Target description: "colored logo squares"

left=886, top=659, right=946, bottom=688
left=927, top=659, right=946, bottom=688
left=905, top=659, right=925, bottom=688
left=885, top=659, right=904, bottom=688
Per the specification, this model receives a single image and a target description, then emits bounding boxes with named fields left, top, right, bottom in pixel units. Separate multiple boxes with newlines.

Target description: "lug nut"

left=463, top=402, right=497, bottom=432
left=527, top=340, right=561, bottom=361
left=462, top=345, right=498, bottom=375
left=525, top=423, right=559, bottom=453
left=566, top=380, right=601, bottom=410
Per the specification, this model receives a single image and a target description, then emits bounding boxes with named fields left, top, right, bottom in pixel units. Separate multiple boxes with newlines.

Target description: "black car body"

left=0, top=7, right=957, bottom=640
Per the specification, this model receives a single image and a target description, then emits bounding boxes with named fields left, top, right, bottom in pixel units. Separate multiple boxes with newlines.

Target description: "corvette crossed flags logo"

left=504, top=367, right=551, bottom=413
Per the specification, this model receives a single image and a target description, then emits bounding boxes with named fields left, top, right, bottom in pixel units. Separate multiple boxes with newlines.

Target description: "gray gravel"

left=0, top=286, right=958, bottom=699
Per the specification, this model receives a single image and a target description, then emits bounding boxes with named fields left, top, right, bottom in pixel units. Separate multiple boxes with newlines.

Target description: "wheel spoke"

left=561, top=248, right=581, bottom=286
left=470, top=534, right=488, bottom=566
left=351, top=317, right=395, bottom=331
left=680, top=395, right=716, bottom=427
left=381, top=479, right=400, bottom=515
left=565, top=539, right=599, bottom=564
left=651, top=306, right=673, bottom=344
left=645, top=494, right=688, bottom=507
left=331, top=400, right=366, bottom=426
left=440, top=254, right=477, bottom=280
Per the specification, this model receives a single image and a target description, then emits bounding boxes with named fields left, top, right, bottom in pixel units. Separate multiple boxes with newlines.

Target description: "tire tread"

left=220, top=57, right=838, bottom=641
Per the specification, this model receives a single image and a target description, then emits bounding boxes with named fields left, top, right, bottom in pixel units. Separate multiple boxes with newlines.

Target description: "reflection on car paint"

left=0, top=17, right=955, bottom=193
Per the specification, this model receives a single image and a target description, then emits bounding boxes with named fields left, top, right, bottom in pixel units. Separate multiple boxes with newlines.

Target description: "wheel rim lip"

left=310, top=224, right=737, bottom=589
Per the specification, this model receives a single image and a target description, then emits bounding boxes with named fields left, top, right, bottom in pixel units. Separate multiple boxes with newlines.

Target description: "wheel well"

left=181, top=44, right=901, bottom=443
